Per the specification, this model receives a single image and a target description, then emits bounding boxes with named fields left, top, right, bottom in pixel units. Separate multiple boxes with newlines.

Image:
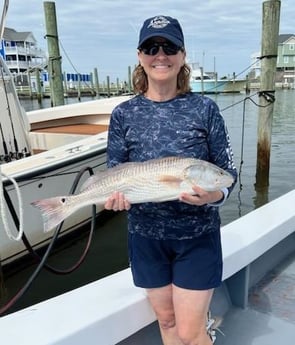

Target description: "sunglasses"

left=139, top=41, right=183, bottom=56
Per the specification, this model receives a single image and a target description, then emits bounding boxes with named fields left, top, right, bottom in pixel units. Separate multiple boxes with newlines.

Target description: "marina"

left=0, top=0, right=294, bottom=344
left=0, top=89, right=294, bottom=344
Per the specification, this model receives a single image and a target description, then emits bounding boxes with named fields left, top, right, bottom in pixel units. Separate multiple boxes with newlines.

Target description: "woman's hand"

left=179, top=185, right=224, bottom=206
left=104, top=191, right=131, bottom=211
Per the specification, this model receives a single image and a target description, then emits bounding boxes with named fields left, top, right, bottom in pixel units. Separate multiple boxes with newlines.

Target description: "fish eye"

left=61, top=198, right=66, bottom=203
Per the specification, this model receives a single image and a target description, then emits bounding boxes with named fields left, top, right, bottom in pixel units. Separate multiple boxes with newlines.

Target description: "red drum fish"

left=31, top=156, right=234, bottom=232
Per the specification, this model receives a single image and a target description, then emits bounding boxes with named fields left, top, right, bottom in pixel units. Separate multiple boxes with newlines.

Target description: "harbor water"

left=1, top=90, right=295, bottom=315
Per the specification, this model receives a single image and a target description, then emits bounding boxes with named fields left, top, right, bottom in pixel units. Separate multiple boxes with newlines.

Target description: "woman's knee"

left=158, top=316, right=176, bottom=330
left=177, top=327, right=212, bottom=345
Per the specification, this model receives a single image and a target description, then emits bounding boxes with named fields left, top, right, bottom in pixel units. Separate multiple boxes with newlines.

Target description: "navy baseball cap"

left=138, top=15, right=185, bottom=49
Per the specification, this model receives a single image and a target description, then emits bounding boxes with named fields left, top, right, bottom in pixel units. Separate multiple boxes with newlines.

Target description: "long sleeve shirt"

left=107, top=92, right=237, bottom=240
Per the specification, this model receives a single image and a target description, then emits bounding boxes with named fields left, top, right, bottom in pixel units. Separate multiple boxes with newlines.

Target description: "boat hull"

left=190, top=80, right=227, bottom=93
left=0, top=134, right=108, bottom=266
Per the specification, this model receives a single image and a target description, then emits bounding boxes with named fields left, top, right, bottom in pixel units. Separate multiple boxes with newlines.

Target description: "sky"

left=4, top=0, right=295, bottom=83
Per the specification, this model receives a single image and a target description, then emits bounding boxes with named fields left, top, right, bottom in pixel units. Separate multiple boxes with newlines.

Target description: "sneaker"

left=207, top=311, right=224, bottom=344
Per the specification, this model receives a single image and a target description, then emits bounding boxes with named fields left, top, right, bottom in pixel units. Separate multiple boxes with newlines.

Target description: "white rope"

left=0, top=165, right=24, bottom=241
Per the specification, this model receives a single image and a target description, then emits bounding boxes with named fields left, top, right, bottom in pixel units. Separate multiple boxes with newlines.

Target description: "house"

left=276, top=34, right=295, bottom=87
left=250, top=34, right=295, bottom=88
left=0, top=27, right=93, bottom=91
left=0, top=27, right=47, bottom=85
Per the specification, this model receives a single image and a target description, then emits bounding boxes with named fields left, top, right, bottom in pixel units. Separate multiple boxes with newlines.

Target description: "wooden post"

left=245, top=74, right=250, bottom=94
left=214, top=56, right=217, bottom=94
left=94, top=67, right=100, bottom=98
left=116, top=77, right=120, bottom=95
left=90, top=72, right=95, bottom=96
left=128, top=66, right=132, bottom=93
left=43, top=1, right=64, bottom=107
left=77, top=73, right=81, bottom=101
left=256, top=0, right=280, bottom=187
left=63, top=72, right=68, bottom=97
left=27, top=70, right=32, bottom=98
left=35, top=68, right=43, bottom=103
left=200, top=66, right=204, bottom=95
left=106, top=76, right=110, bottom=97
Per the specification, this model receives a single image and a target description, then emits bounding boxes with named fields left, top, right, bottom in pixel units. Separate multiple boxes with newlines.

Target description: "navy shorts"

left=128, top=231, right=223, bottom=290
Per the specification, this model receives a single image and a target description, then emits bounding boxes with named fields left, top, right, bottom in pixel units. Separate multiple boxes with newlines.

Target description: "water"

left=217, top=90, right=295, bottom=223
left=1, top=90, right=295, bottom=315
left=20, top=96, right=100, bottom=112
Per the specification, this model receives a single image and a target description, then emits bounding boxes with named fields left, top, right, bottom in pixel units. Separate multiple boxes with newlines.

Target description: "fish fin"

left=80, top=171, right=109, bottom=192
left=31, top=196, right=75, bottom=233
left=158, top=175, right=183, bottom=188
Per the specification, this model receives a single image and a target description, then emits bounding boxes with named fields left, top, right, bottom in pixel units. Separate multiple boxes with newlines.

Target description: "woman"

left=105, top=15, right=237, bottom=345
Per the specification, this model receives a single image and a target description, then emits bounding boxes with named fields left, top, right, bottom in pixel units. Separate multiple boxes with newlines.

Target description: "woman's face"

left=138, top=37, right=186, bottom=86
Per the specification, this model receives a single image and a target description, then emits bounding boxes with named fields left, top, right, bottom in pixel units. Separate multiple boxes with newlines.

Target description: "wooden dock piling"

left=43, top=1, right=64, bottom=107
left=256, top=0, right=281, bottom=187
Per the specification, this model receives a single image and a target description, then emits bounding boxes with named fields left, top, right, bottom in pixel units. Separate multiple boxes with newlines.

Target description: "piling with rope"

left=256, top=0, right=281, bottom=187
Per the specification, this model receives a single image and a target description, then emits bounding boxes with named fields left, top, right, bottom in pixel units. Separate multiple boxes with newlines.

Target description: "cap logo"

left=148, top=16, right=170, bottom=29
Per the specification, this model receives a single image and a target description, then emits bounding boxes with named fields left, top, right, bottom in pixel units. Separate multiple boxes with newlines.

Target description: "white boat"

left=0, top=189, right=294, bottom=344
left=189, top=62, right=246, bottom=94
left=0, top=94, right=130, bottom=267
left=0, top=2, right=131, bottom=265
left=189, top=62, right=225, bottom=93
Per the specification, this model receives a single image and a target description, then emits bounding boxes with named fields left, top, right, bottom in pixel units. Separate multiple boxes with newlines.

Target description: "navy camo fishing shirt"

left=107, top=92, right=237, bottom=240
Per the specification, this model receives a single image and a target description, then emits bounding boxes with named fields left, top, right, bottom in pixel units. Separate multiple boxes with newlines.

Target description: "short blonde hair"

left=132, top=63, right=192, bottom=95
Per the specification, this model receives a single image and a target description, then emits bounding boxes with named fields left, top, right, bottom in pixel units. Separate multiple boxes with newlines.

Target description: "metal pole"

left=255, top=0, right=281, bottom=187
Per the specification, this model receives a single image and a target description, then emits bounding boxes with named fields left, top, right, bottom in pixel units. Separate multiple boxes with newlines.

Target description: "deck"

left=215, top=251, right=295, bottom=345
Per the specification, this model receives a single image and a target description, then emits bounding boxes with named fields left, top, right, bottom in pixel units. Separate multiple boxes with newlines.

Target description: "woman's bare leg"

left=173, top=285, right=214, bottom=345
left=147, top=285, right=183, bottom=345
left=147, top=285, right=214, bottom=345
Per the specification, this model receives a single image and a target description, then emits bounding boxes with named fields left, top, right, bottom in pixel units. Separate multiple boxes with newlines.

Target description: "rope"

left=220, top=91, right=276, bottom=217
left=258, top=54, right=278, bottom=60
left=0, top=166, right=97, bottom=315
left=0, top=166, right=24, bottom=241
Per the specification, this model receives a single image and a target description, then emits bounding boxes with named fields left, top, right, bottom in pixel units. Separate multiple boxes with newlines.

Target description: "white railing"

left=4, top=45, right=45, bottom=57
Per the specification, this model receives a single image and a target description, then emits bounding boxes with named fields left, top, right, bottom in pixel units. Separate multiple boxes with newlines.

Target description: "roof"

left=278, top=34, right=295, bottom=44
left=3, top=27, right=37, bottom=44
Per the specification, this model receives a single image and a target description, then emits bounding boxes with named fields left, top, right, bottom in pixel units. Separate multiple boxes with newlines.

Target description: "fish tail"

left=31, top=197, right=76, bottom=233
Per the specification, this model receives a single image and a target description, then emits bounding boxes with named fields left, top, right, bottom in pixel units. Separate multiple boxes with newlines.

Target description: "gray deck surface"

left=216, top=252, right=295, bottom=345
left=119, top=252, right=295, bottom=345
